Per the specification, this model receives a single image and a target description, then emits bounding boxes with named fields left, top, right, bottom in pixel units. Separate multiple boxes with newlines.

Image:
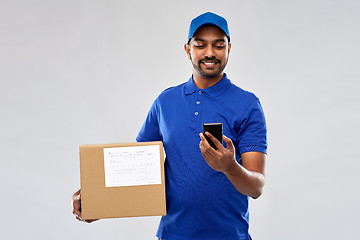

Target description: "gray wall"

left=1, top=0, right=359, bottom=239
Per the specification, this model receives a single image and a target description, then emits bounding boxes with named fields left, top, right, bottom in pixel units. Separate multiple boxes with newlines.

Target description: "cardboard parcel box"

left=79, top=141, right=166, bottom=220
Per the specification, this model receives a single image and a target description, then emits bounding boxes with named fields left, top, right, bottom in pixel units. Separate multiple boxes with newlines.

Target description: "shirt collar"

left=184, top=73, right=231, bottom=97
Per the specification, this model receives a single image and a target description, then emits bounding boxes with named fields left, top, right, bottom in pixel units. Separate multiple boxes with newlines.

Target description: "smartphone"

left=203, top=123, right=223, bottom=150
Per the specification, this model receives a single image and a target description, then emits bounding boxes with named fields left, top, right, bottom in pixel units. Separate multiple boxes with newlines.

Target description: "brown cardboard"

left=79, top=141, right=166, bottom=220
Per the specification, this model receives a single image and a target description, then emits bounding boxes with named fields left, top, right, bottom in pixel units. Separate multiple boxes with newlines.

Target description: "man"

left=72, top=12, right=267, bottom=240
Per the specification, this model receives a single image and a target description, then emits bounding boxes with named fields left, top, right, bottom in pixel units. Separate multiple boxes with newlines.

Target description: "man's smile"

left=200, top=60, right=220, bottom=68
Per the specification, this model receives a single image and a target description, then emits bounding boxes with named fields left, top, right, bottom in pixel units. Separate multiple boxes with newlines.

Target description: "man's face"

left=185, top=25, right=231, bottom=79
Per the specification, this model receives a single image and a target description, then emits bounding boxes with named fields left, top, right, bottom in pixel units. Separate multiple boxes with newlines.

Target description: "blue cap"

left=188, top=12, right=230, bottom=43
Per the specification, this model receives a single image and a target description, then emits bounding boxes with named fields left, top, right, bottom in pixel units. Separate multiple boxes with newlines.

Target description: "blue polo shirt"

left=136, top=74, right=267, bottom=240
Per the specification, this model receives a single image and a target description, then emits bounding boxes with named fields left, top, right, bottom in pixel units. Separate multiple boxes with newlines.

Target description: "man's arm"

left=199, top=132, right=266, bottom=199
left=224, top=151, right=265, bottom=199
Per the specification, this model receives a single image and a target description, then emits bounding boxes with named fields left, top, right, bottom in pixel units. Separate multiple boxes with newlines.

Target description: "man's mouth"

left=200, top=60, right=220, bottom=68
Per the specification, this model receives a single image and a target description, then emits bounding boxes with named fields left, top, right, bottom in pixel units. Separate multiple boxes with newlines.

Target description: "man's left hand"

left=199, top=132, right=236, bottom=174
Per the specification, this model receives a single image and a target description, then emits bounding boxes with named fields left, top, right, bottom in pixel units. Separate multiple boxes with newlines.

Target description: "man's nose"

left=204, top=46, right=215, bottom=58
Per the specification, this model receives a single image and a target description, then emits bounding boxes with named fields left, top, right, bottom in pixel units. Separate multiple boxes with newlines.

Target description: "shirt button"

left=198, top=91, right=202, bottom=95
left=194, top=112, right=199, bottom=116
left=196, top=101, right=200, bottom=105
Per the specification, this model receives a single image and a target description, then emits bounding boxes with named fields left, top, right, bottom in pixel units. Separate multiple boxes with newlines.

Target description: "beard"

left=190, top=56, right=228, bottom=79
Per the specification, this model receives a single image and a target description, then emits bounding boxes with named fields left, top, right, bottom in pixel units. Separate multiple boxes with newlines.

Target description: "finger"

left=204, top=131, right=224, bottom=151
left=199, top=132, right=210, bottom=146
left=72, top=198, right=81, bottom=213
left=199, top=137, right=218, bottom=161
left=200, top=146, right=216, bottom=166
left=222, top=135, right=235, bottom=153
left=73, top=209, right=82, bottom=216
left=75, top=214, right=85, bottom=222
left=71, top=189, right=82, bottom=217
left=75, top=213, right=93, bottom=223
left=72, top=189, right=81, bottom=199
left=71, top=190, right=81, bottom=204
left=199, top=133, right=210, bottom=149
left=199, top=133, right=216, bottom=154
left=200, top=143, right=213, bottom=159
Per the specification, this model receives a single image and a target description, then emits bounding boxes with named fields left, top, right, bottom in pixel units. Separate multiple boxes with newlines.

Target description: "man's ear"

left=228, top=43, right=232, bottom=54
left=184, top=43, right=191, bottom=60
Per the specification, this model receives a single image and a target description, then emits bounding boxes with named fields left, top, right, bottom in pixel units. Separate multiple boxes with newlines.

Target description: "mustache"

left=199, top=57, right=220, bottom=63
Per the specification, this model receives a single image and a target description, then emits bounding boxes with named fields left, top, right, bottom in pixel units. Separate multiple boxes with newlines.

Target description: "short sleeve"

left=237, top=99, right=267, bottom=154
left=136, top=99, right=162, bottom=142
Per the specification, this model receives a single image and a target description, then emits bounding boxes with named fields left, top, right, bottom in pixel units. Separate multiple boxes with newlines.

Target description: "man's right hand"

left=71, top=189, right=98, bottom=223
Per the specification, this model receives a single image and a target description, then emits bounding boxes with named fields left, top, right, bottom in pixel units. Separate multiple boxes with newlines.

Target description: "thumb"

left=223, top=135, right=235, bottom=152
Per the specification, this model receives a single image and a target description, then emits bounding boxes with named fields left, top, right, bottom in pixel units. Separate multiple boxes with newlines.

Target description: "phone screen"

left=202, top=123, right=223, bottom=150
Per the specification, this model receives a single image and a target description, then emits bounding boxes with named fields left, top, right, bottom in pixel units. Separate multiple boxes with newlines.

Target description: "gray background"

left=1, top=0, right=359, bottom=239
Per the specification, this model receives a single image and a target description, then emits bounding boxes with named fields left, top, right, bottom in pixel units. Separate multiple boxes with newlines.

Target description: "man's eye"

left=215, top=45, right=225, bottom=49
left=195, top=45, right=206, bottom=49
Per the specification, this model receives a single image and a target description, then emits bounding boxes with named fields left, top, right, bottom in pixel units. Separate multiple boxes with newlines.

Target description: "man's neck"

left=193, top=73, right=224, bottom=89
